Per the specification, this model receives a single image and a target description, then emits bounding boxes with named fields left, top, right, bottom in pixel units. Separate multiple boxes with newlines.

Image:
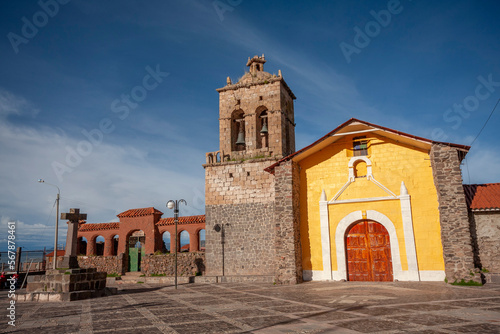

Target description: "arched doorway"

left=128, top=230, right=145, bottom=272
left=346, top=220, right=393, bottom=282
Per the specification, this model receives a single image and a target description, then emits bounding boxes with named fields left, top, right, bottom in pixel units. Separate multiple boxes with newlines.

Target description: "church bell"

left=236, top=124, right=245, bottom=145
left=260, top=118, right=268, bottom=134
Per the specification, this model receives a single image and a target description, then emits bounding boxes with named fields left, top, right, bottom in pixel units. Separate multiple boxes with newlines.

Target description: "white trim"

left=302, top=270, right=333, bottom=281
left=333, top=210, right=404, bottom=281
left=419, top=271, right=445, bottom=281
left=319, top=200, right=332, bottom=280
left=330, top=196, right=398, bottom=204
left=399, top=182, right=420, bottom=281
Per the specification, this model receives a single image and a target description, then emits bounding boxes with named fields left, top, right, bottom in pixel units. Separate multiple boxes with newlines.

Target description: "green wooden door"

left=129, top=247, right=139, bottom=272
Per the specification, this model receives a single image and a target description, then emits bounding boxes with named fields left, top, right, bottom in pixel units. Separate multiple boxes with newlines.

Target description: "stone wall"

left=274, top=160, right=302, bottom=284
left=78, top=254, right=126, bottom=275
left=430, top=144, right=479, bottom=283
left=204, top=159, right=277, bottom=206
left=141, top=252, right=205, bottom=276
left=469, top=211, right=500, bottom=282
left=205, top=202, right=275, bottom=277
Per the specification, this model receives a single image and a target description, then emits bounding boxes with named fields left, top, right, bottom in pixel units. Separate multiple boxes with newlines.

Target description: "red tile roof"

left=464, top=183, right=500, bottom=211
left=79, top=222, right=120, bottom=232
left=265, top=118, right=471, bottom=173
left=117, top=207, right=163, bottom=218
left=157, top=215, right=205, bottom=226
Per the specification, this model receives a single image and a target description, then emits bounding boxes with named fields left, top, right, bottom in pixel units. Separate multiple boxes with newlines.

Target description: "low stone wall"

left=141, top=252, right=205, bottom=276
left=78, top=253, right=126, bottom=275
left=470, top=211, right=500, bottom=281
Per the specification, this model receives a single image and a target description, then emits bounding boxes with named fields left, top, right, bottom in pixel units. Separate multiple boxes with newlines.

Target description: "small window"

left=353, top=137, right=368, bottom=156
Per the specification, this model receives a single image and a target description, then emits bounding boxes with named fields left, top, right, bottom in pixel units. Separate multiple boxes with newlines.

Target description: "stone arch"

left=198, top=229, right=206, bottom=251
left=179, top=230, right=190, bottom=252
left=78, top=237, right=87, bottom=256
left=111, top=235, right=119, bottom=256
left=255, top=106, right=269, bottom=149
left=162, top=231, right=171, bottom=253
left=95, top=235, right=105, bottom=256
left=206, top=152, right=214, bottom=164
left=334, top=210, right=402, bottom=281
left=231, top=109, right=245, bottom=151
left=126, top=230, right=145, bottom=272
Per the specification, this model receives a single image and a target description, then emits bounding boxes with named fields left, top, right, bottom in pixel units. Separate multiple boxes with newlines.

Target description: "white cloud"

left=0, top=88, right=39, bottom=118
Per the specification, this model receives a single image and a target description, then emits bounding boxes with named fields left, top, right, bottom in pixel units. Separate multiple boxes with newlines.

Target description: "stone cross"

left=60, top=208, right=87, bottom=269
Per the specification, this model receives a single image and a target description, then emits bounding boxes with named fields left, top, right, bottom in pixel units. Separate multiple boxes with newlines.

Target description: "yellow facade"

left=298, top=133, right=445, bottom=277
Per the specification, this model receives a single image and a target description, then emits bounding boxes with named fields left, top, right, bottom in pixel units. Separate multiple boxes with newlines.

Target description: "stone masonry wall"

left=430, top=144, right=479, bottom=283
left=205, top=159, right=276, bottom=206
left=274, top=160, right=302, bottom=284
left=205, top=202, right=275, bottom=276
left=78, top=254, right=126, bottom=275
left=141, top=253, right=205, bottom=276
left=469, top=211, right=500, bottom=279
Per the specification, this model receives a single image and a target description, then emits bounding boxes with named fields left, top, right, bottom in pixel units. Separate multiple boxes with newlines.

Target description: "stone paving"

left=1, top=281, right=500, bottom=333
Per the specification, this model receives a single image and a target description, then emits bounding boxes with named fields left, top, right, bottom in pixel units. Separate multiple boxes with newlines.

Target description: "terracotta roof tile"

left=117, top=207, right=163, bottom=218
left=157, top=215, right=205, bottom=226
left=464, top=183, right=500, bottom=211
left=79, top=222, right=120, bottom=232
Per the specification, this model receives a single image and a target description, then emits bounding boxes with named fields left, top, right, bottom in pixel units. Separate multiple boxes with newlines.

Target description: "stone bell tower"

left=204, top=55, right=297, bottom=281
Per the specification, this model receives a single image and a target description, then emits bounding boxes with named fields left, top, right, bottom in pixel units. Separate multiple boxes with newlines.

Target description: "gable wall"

left=298, top=133, right=445, bottom=280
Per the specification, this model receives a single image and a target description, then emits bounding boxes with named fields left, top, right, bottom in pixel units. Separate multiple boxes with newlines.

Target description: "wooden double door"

left=346, top=220, right=393, bottom=281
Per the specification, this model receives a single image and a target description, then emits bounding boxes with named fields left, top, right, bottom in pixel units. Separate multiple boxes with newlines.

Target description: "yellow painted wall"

left=299, top=133, right=445, bottom=273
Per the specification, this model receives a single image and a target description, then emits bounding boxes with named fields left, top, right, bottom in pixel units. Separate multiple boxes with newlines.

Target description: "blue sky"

left=0, top=0, right=499, bottom=250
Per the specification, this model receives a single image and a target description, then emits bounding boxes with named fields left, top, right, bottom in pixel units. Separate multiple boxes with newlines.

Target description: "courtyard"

left=1, top=281, right=500, bottom=333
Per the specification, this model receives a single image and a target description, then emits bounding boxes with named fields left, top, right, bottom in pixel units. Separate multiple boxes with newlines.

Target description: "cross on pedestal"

left=60, top=208, right=87, bottom=269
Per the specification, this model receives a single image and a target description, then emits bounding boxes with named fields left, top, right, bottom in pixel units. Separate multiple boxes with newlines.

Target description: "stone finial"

left=400, top=181, right=408, bottom=196
left=278, top=69, right=282, bottom=77
left=320, top=189, right=327, bottom=201
left=227, top=76, right=232, bottom=85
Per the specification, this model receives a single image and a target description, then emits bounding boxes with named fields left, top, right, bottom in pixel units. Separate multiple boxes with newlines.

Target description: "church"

left=75, top=55, right=499, bottom=285
left=203, top=55, right=499, bottom=285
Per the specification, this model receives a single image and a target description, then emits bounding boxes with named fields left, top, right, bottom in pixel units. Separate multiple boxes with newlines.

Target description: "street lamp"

left=166, top=199, right=186, bottom=289
left=38, top=179, right=60, bottom=270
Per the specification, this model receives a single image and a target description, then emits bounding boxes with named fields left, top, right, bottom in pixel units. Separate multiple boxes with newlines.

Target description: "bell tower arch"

left=216, top=54, right=296, bottom=161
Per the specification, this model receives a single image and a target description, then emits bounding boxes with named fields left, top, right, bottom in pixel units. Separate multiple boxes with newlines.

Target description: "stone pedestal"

left=23, top=268, right=109, bottom=302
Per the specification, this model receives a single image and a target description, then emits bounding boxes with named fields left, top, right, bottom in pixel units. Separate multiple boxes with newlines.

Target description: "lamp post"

left=166, top=199, right=186, bottom=289
left=38, top=179, right=60, bottom=270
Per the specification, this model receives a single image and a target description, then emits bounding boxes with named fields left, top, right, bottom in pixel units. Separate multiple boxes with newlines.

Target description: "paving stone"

left=447, top=323, right=500, bottom=333
left=149, top=306, right=198, bottom=315
left=268, top=304, right=324, bottom=314
left=169, top=320, right=242, bottom=333
left=216, top=308, right=272, bottom=318
left=91, top=310, right=143, bottom=321
left=400, top=303, right=460, bottom=311
left=157, top=312, right=217, bottom=323
left=439, top=300, right=499, bottom=308
left=334, top=319, right=413, bottom=333
left=92, top=318, right=152, bottom=331
left=345, top=306, right=413, bottom=316
left=388, top=314, right=470, bottom=326
left=93, top=326, right=164, bottom=334
left=239, top=315, right=303, bottom=327
left=298, top=310, right=359, bottom=322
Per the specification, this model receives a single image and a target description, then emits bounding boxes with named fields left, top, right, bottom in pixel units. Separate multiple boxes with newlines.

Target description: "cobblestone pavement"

left=1, top=281, right=500, bottom=333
